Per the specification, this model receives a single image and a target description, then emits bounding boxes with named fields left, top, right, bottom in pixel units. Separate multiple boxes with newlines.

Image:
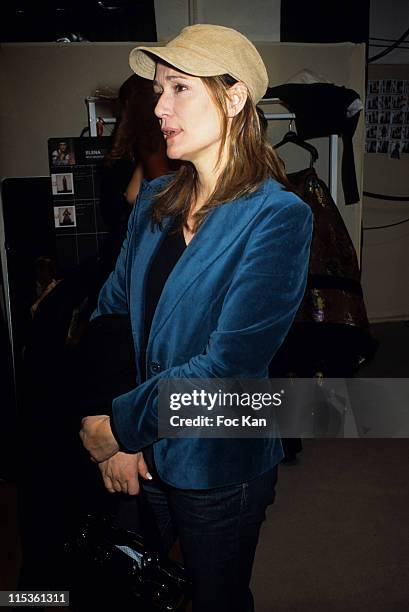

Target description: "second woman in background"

left=99, top=74, right=178, bottom=279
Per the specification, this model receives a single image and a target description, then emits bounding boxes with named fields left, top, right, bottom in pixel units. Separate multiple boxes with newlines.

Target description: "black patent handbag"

left=65, top=512, right=191, bottom=611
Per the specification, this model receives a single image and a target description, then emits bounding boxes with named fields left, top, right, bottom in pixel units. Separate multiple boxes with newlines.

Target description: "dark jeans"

left=141, top=447, right=278, bottom=612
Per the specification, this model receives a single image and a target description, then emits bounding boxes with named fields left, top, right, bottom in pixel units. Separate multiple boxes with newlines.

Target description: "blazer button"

left=150, top=361, right=161, bottom=373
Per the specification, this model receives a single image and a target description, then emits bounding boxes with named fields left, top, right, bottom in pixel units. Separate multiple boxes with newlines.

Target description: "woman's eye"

left=175, top=84, right=187, bottom=93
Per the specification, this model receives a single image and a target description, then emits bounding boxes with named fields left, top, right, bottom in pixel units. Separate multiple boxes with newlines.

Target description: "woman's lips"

left=162, top=128, right=182, bottom=141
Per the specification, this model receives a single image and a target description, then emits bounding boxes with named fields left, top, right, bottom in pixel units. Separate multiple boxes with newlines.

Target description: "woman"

left=99, top=74, right=177, bottom=281
left=102, top=73, right=172, bottom=209
left=51, top=140, right=73, bottom=165
left=80, top=24, right=312, bottom=611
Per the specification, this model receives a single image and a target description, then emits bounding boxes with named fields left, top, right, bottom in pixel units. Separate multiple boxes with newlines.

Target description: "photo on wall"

left=51, top=173, right=74, bottom=195
left=49, top=139, right=76, bottom=166
left=54, top=205, right=76, bottom=228
left=48, top=137, right=111, bottom=272
left=365, top=79, right=409, bottom=159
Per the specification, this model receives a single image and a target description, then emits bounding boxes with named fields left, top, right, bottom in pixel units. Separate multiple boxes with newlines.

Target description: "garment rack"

left=260, top=98, right=338, bottom=204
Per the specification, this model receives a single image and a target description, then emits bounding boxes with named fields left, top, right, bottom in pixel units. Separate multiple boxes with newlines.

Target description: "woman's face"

left=153, top=63, right=224, bottom=169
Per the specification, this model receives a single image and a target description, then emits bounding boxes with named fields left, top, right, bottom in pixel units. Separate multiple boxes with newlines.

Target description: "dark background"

left=281, top=0, right=370, bottom=44
left=1, top=0, right=157, bottom=42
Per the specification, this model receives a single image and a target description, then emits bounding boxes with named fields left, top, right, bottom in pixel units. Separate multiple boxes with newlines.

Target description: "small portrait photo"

left=367, top=110, right=379, bottom=124
left=368, top=80, right=380, bottom=95
left=392, top=95, right=406, bottom=110
left=377, top=125, right=389, bottom=139
left=389, top=124, right=402, bottom=140
left=366, top=96, right=378, bottom=110
left=378, top=110, right=391, bottom=124
left=382, top=80, right=393, bottom=94
left=376, top=140, right=389, bottom=154
left=50, top=140, right=76, bottom=166
left=54, top=206, right=76, bottom=228
left=379, top=96, right=392, bottom=110
left=396, top=80, right=405, bottom=94
left=366, top=140, right=377, bottom=154
left=391, top=111, right=404, bottom=124
left=389, top=141, right=402, bottom=160
left=51, top=173, right=74, bottom=195
left=366, top=126, right=377, bottom=140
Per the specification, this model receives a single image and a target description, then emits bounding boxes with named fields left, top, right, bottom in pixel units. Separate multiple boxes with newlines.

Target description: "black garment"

left=140, top=218, right=186, bottom=381
left=0, top=312, right=16, bottom=480
left=17, top=264, right=134, bottom=592
left=98, top=159, right=136, bottom=283
left=107, top=217, right=186, bottom=450
left=99, top=159, right=136, bottom=228
left=266, top=83, right=362, bottom=205
left=18, top=276, right=92, bottom=592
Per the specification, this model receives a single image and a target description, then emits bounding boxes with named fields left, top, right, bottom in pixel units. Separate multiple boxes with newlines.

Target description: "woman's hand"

left=98, top=451, right=152, bottom=495
left=79, top=415, right=119, bottom=463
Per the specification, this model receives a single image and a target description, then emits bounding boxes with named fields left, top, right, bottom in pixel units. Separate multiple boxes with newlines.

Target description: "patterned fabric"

left=270, top=168, right=376, bottom=377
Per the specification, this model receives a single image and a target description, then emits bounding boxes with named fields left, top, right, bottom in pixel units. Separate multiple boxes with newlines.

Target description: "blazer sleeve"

left=111, top=197, right=313, bottom=452
left=92, top=189, right=141, bottom=318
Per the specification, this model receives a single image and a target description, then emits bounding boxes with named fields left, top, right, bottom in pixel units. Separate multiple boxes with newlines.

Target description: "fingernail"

left=146, top=472, right=153, bottom=480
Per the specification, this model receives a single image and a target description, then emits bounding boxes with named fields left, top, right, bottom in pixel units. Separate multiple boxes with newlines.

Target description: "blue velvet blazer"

left=93, top=174, right=313, bottom=489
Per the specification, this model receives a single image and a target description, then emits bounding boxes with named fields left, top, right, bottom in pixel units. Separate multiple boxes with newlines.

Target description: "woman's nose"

left=154, top=91, right=170, bottom=119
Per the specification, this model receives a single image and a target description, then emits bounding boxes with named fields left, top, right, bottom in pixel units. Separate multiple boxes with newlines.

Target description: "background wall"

left=360, top=2, right=409, bottom=322
left=153, top=0, right=189, bottom=41
left=154, top=0, right=281, bottom=41
left=361, top=63, right=409, bottom=322
left=369, top=0, right=409, bottom=64
left=0, top=42, right=136, bottom=178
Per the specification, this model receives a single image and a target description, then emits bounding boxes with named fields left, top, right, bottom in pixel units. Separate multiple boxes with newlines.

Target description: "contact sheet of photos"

left=365, top=80, right=409, bottom=158
left=48, top=137, right=111, bottom=272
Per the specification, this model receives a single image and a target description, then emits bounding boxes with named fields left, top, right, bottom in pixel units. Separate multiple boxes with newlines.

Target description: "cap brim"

left=129, top=46, right=233, bottom=81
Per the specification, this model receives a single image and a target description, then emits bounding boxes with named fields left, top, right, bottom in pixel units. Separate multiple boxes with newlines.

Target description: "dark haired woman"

left=99, top=73, right=178, bottom=280
left=80, top=24, right=313, bottom=612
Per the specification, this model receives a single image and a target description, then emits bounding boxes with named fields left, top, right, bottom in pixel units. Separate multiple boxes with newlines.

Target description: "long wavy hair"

left=152, top=74, right=290, bottom=231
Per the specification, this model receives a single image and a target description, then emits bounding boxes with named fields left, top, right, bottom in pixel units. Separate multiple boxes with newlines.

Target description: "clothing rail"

left=260, top=98, right=338, bottom=205
left=85, top=97, right=116, bottom=137
left=86, top=96, right=339, bottom=204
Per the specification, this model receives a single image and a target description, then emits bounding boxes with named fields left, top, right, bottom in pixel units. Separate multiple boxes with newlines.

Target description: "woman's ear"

left=226, top=82, right=248, bottom=117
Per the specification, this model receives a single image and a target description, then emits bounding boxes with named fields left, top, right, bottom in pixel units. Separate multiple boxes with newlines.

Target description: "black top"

left=141, top=217, right=187, bottom=381
left=110, top=217, right=186, bottom=451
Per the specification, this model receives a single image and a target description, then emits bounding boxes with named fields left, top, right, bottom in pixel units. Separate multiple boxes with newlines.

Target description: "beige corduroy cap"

left=129, top=24, right=268, bottom=103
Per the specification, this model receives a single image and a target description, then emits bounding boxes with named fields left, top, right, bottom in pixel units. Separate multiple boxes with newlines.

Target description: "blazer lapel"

left=129, top=212, right=173, bottom=357
left=148, top=190, right=267, bottom=347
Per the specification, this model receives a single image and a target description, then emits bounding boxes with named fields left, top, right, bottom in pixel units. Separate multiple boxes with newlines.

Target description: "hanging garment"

left=270, top=167, right=377, bottom=377
left=266, top=83, right=362, bottom=205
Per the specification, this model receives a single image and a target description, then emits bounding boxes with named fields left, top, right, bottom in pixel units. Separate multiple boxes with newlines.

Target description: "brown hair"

left=105, top=74, right=166, bottom=166
left=152, top=74, right=290, bottom=231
